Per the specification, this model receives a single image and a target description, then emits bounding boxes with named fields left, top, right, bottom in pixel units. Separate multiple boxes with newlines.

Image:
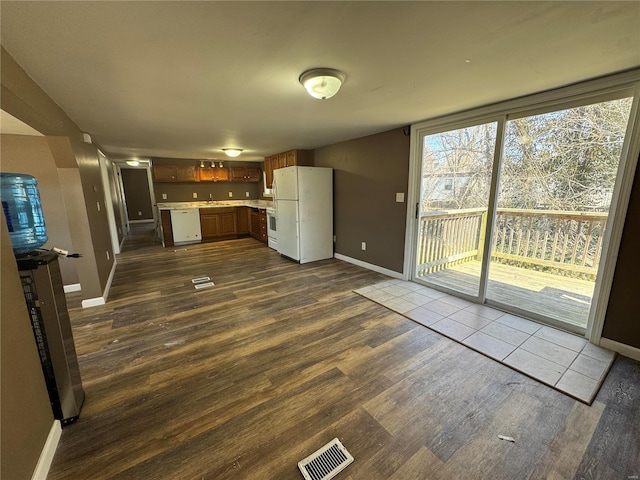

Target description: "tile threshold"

left=354, top=280, right=616, bottom=405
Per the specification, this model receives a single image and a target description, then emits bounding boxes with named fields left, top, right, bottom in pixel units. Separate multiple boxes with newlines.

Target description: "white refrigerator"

left=273, top=166, right=333, bottom=264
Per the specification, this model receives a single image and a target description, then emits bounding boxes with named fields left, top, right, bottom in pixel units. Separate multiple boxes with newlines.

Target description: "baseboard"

left=31, top=420, right=61, bottom=480
left=599, top=337, right=640, bottom=362
left=102, top=257, right=117, bottom=303
left=334, top=253, right=405, bottom=280
left=81, top=296, right=105, bottom=308
left=63, top=283, right=81, bottom=293
left=82, top=259, right=117, bottom=308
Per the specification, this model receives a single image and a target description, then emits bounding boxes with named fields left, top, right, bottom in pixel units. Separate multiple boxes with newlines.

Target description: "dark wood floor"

left=50, top=223, right=640, bottom=479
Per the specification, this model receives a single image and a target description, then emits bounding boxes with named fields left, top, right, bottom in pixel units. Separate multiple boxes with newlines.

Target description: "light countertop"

left=157, top=200, right=273, bottom=210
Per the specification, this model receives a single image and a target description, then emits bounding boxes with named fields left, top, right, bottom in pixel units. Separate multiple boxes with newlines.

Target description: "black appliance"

left=18, top=251, right=85, bottom=426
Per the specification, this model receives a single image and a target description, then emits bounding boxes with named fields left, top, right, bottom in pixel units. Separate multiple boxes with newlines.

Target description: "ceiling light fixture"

left=126, top=160, right=140, bottom=167
left=299, top=68, right=346, bottom=100
left=223, top=148, right=243, bottom=157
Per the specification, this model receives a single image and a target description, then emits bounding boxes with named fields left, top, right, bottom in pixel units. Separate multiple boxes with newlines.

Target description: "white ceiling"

left=1, top=1, right=639, bottom=162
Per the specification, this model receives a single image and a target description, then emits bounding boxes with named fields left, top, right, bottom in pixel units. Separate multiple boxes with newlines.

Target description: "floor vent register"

left=297, top=438, right=353, bottom=480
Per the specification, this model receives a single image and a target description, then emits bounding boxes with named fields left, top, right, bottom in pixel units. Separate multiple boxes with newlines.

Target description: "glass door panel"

left=415, top=122, right=497, bottom=297
left=487, top=98, right=633, bottom=329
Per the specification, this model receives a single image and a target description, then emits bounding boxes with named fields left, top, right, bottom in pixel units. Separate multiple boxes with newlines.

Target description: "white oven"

left=266, top=208, right=277, bottom=250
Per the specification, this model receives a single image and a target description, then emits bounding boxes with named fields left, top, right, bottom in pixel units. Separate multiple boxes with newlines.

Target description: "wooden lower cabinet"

left=199, top=207, right=237, bottom=241
left=236, top=206, right=250, bottom=235
left=162, top=206, right=268, bottom=247
left=249, top=208, right=268, bottom=243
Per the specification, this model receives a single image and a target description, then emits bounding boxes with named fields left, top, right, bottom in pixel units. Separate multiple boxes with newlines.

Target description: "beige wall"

left=313, top=128, right=411, bottom=273
left=1, top=47, right=113, bottom=300
left=1, top=215, right=54, bottom=480
left=1, top=134, right=79, bottom=285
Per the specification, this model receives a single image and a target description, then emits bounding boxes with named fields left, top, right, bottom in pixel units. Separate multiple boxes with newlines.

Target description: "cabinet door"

left=265, top=157, right=274, bottom=189
left=153, top=165, right=177, bottom=182
left=200, top=167, right=229, bottom=182
left=176, top=165, right=198, bottom=182
left=219, top=212, right=238, bottom=235
left=278, top=152, right=287, bottom=168
left=213, top=167, right=229, bottom=182
left=228, top=167, right=246, bottom=182
left=286, top=150, right=297, bottom=166
left=199, top=167, right=214, bottom=181
left=246, top=168, right=262, bottom=182
left=200, top=215, right=220, bottom=239
left=236, top=207, right=250, bottom=234
left=250, top=209, right=261, bottom=238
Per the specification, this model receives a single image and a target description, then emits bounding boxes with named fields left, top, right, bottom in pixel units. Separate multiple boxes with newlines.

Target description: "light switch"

left=228, top=192, right=233, bottom=198
left=193, top=192, right=198, bottom=198
left=396, top=193, right=405, bottom=203
left=162, top=193, right=167, bottom=199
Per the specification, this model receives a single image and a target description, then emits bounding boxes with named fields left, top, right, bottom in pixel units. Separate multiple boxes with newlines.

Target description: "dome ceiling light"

left=299, top=68, right=346, bottom=100
left=223, top=148, right=243, bottom=157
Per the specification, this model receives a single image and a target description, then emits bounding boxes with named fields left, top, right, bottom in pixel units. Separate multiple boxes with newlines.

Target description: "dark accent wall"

left=603, top=154, right=640, bottom=349
left=313, top=128, right=410, bottom=273
left=1, top=215, right=53, bottom=480
left=152, top=158, right=263, bottom=203
left=121, top=168, right=153, bottom=220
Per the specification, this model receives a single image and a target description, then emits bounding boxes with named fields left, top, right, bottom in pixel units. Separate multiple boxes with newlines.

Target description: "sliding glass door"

left=415, top=122, right=497, bottom=297
left=413, top=91, right=635, bottom=333
left=486, top=97, right=633, bottom=329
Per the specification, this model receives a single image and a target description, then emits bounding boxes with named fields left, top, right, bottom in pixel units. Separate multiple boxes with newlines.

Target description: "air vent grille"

left=298, top=438, right=353, bottom=480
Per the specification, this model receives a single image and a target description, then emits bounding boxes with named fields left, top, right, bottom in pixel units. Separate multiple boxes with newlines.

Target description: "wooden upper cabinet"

left=229, top=167, right=262, bottom=183
left=264, top=156, right=275, bottom=189
left=264, top=150, right=311, bottom=188
left=278, top=152, right=287, bottom=168
left=176, top=165, right=198, bottom=182
left=153, top=164, right=198, bottom=182
left=199, top=167, right=229, bottom=182
left=153, top=165, right=177, bottom=182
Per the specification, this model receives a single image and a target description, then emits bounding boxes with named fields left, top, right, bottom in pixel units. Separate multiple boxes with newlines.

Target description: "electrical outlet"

left=228, top=192, right=233, bottom=198
left=162, top=193, right=167, bottom=200
left=396, top=192, right=405, bottom=203
left=106, top=250, right=110, bottom=260
left=138, top=211, right=142, bottom=216
left=333, top=235, right=337, bottom=242
left=193, top=192, right=198, bottom=198
left=96, top=201, right=101, bottom=212
left=361, top=242, right=366, bottom=251
left=245, top=192, right=250, bottom=197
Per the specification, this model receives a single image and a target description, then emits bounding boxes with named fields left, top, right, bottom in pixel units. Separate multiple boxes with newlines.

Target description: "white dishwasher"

left=170, top=209, right=202, bottom=244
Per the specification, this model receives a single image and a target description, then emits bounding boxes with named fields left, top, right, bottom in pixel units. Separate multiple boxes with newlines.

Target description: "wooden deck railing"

left=417, top=208, right=608, bottom=280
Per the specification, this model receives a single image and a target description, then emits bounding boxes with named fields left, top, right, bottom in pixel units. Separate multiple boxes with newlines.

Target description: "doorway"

left=410, top=84, right=637, bottom=335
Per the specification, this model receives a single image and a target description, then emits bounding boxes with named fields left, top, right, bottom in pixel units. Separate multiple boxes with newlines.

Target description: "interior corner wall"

left=602, top=154, right=640, bottom=349
left=1, top=46, right=113, bottom=301
left=0, top=134, right=79, bottom=286
left=1, top=215, right=54, bottom=480
left=313, top=128, right=410, bottom=273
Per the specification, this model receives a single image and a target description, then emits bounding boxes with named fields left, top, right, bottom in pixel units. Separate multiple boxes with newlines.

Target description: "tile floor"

left=354, top=279, right=616, bottom=404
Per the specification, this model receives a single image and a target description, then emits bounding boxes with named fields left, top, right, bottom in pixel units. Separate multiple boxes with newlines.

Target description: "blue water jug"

left=1, top=173, right=48, bottom=254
